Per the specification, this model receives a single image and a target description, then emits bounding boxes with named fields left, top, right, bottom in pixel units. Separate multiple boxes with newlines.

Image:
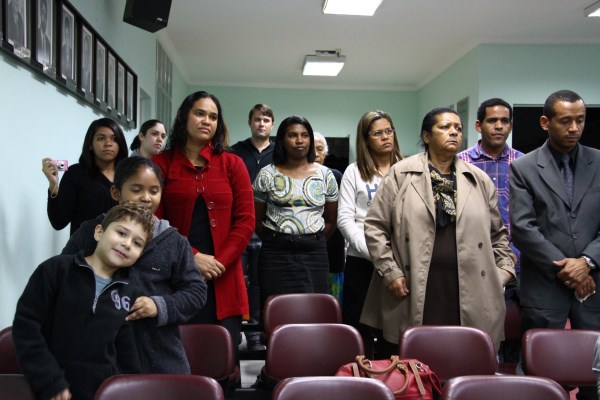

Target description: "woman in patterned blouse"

left=253, top=115, right=338, bottom=308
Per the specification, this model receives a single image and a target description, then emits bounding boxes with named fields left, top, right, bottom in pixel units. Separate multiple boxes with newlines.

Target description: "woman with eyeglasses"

left=337, top=110, right=402, bottom=357
left=360, top=107, right=516, bottom=356
left=42, top=118, right=128, bottom=235
left=254, top=116, right=338, bottom=308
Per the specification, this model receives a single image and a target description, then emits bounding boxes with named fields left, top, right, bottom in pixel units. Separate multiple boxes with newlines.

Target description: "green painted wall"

left=417, top=48, right=480, bottom=147
left=189, top=85, right=419, bottom=158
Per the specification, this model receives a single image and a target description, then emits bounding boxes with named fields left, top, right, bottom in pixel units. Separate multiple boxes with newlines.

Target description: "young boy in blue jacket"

left=13, top=202, right=154, bottom=400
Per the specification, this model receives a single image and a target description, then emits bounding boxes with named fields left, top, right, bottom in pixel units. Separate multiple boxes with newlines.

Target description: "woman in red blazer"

left=153, top=91, right=254, bottom=362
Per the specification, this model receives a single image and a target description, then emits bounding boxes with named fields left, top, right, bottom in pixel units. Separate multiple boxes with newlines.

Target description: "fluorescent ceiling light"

left=323, top=0, right=383, bottom=16
left=303, top=51, right=346, bottom=76
left=585, top=1, right=600, bottom=17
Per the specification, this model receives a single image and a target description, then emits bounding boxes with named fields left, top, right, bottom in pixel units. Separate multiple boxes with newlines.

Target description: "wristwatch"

left=582, top=255, right=597, bottom=270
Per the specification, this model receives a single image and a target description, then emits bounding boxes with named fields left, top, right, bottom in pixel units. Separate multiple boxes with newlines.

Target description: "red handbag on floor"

left=335, top=355, right=442, bottom=400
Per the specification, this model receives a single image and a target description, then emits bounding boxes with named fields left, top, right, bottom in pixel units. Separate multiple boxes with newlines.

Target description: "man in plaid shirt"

left=458, top=98, right=524, bottom=365
left=459, top=98, right=524, bottom=274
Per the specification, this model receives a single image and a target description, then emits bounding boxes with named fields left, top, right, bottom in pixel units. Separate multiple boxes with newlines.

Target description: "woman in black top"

left=42, top=118, right=128, bottom=235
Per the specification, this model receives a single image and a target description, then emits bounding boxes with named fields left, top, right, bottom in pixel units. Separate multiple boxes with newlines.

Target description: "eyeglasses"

left=369, top=128, right=395, bottom=138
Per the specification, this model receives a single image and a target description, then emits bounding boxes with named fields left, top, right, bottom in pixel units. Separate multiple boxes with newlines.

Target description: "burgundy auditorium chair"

left=0, top=374, right=36, bottom=400
left=179, top=324, right=240, bottom=392
left=262, top=293, right=342, bottom=343
left=273, top=376, right=395, bottom=400
left=261, top=323, right=364, bottom=386
left=0, top=326, right=21, bottom=374
left=442, top=375, right=568, bottom=400
left=94, top=374, right=224, bottom=400
left=399, top=325, right=497, bottom=383
left=522, top=328, right=599, bottom=388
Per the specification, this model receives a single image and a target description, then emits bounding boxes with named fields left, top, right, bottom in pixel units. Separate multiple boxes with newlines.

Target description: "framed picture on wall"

left=35, top=0, right=53, bottom=69
left=60, top=5, right=75, bottom=81
left=95, top=40, right=106, bottom=104
left=126, top=71, right=134, bottom=121
left=6, top=0, right=28, bottom=54
left=80, top=26, right=93, bottom=94
left=117, top=62, right=125, bottom=116
left=107, top=52, right=116, bottom=109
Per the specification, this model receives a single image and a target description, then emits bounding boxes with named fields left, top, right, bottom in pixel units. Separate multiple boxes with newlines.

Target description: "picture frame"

left=0, top=1, right=3, bottom=42
left=126, top=70, right=134, bottom=121
left=117, top=61, right=125, bottom=116
left=95, top=40, right=106, bottom=104
left=35, top=0, right=53, bottom=69
left=80, top=25, right=93, bottom=95
left=60, top=5, right=75, bottom=81
left=0, top=0, right=137, bottom=128
left=107, top=52, right=116, bottom=110
left=6, top=0, right=29, bottom=55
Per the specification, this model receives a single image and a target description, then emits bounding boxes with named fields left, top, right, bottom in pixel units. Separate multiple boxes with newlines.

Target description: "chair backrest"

left=178, top=324, right=237, bottom=381
left=503, top=297, right=521, bottom=341
left=262, top=323, right=364, bottom=383
left=0, top=326, right=21, bottom=374
left=398, top=325, right=497, bottom=382
left=262, top=293, right=342, bottom=340
left=94, top=374, right=224, bottom=400
left=273, top=376, right=395, bottom=400
left=522, top=328, right=599, bottom=386
left=0, top=375, right=36, bottom=400
left=442, top=375, right=568, bottom=400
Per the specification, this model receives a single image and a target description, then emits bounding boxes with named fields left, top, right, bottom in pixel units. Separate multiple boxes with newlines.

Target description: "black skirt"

left=258, top=229, right=329, bottom=308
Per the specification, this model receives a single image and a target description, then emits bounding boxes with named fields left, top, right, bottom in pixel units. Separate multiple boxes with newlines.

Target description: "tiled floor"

left=239, top=336, right=264, bottom=388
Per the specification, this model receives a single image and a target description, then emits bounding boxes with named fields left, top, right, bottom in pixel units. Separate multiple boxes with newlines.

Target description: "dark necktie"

left=561, top=153, right=574, bottom=204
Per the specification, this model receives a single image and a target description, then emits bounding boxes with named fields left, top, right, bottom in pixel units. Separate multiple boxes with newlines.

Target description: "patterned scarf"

left=429, top=162, right=457, bottom=229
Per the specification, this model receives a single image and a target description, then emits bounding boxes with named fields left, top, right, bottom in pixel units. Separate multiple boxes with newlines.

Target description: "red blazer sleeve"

left=216, top=154, right=255, bottom=268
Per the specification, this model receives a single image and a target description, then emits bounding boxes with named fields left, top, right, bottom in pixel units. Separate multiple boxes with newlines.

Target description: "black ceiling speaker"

left=123, top=0, right=172, bottom=33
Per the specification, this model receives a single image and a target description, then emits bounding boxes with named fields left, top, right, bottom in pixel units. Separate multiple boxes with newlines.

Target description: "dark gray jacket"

left=63, top=215, right=207, bottom=373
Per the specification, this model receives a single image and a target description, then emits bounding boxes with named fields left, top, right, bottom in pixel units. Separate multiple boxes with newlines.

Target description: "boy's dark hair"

left=101, top=202, right=155, bottom=245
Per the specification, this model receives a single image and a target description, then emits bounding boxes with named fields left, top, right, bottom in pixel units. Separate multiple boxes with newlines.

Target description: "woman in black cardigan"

left=42, top=117, right=128, bottom=235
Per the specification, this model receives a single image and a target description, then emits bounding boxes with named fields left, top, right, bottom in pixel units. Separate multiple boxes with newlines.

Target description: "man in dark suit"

left=510, top=89, right=600, bottom=400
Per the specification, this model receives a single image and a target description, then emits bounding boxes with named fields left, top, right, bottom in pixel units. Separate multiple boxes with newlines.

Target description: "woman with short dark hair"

left=361, top=107, right=515, bottom=355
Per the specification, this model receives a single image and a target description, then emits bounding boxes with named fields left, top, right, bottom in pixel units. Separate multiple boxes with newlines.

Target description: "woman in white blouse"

left=337, top=110, right=402, bottom=356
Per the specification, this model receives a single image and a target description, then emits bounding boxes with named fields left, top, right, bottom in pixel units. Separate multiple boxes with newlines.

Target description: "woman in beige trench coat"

left=360, top=107, right=515, bottom=353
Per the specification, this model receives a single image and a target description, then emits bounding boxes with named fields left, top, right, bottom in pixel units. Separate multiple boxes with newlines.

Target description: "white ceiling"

left=157, top=0, right=600, bottom=91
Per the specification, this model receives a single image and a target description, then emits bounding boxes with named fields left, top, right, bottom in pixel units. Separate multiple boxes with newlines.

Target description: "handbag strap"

left=355, top=355, right=410, bottom=396
left=408, top=360, right=426, bottom=395
left=355, top=355, right=401, bottom=374
left=351, top=362, right=360, bottom=377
